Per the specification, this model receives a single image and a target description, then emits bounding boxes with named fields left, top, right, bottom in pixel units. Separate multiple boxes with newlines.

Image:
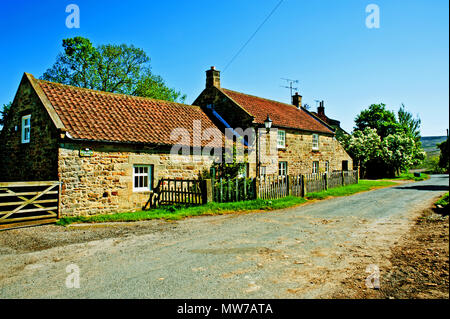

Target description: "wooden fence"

left=212, top=177, right=256, bottom=203
left=304, top=173, right=326, bottom=193
left=145, top=169, right=359, bottom=208
left=258, top=170, right=359, bottom=199
left=0, top=181, right=61, bottom=230
left=144, top=178, right=210, bottom=208
left=258, top=175, right=303, bottom=200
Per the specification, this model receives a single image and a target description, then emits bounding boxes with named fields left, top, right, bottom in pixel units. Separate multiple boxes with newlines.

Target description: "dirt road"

left=0, top=175, right=448, bottom=298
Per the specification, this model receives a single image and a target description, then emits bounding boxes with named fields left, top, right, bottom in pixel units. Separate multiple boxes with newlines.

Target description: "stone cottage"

left=0, top=73, right=223, bottom=216
left=194, top=67, right=353, bottom=176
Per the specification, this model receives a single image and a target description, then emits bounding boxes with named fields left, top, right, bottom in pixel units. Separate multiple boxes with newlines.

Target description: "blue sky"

left=0, top=0, right=448, bottom=136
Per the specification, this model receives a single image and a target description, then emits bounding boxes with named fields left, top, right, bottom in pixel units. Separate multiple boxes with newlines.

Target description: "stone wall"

left=0, top=77, right=59, bottom=181
left=249, top=128, right=353, bottom=176
left=58, top=142, right=217, bottom=217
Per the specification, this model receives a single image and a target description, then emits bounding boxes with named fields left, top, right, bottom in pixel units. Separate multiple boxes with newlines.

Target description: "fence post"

left=341, top=171, right=345, bottom=186
left=287, top=175, right=291, bottom=196
left=356, top=168, right=360, bottom=184
left=324, top=173, right=328, bottom=191
left=301, top=174, right=306, bottom=197
left=201, top=179, right=213, bottom=204
left=255, top=177, right=260, bottom=199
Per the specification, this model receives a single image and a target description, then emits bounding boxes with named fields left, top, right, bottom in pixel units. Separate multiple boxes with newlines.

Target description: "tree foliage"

left=0, top=102, right=12, bottom=126
left=397, top=103, right=421, bottom=142
left=354, top=103, right=399, bottom=139
left=346, top=103, right=425, bottom=177
left=340, top=127, right=382, bottom=176
left=438, top=138, right=449, bottom=172
left=41, top=37, right=186, bottom=103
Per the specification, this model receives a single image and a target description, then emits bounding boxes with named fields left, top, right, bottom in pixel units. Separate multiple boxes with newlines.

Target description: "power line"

left=223, top=0, right=284, bottom=72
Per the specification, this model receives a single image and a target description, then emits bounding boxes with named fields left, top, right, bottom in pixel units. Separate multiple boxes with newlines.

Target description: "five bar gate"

left=0, top=181, right=61, bottom=230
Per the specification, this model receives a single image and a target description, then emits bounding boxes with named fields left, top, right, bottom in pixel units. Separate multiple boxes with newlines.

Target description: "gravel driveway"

left=0, top=175, right=448, bottom=298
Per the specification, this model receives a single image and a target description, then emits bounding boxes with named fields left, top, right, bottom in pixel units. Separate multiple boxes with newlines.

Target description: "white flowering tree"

left=381, top=133, right=426, bottom=176
left=341, top=127, right=382, bottom=177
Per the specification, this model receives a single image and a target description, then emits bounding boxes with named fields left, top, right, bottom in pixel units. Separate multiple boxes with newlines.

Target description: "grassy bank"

left=305, top=179, right=396, bottom=200
left=382, top=172, right=430, bottom=182
left=435, top=192, right=449, bottom=207
left=57, top=179, right=396, bottom=226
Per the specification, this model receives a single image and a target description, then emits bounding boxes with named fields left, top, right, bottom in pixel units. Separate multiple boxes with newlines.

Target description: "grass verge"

left=305, top=179, right=396, bottom=200
left=382, top=172, right=430, bottom=182
left=57, top=179, right=396, bottom=226
left=435, top=192, right=449, bottom=207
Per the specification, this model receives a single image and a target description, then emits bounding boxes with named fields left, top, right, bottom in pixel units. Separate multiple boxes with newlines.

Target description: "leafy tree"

left=348, top=103, right=426, bottom=177
left=41, top=37, right=186, bottom=103
left=340, top=127, right=382, bottom=177
left=0, top=102, right=12, bottom=126
left=354, top=103, right=399, bottom=139
left=438, top=138, right=449, bottom=172
left=381, top=133, right=425, bottom=176
left=397, top=103, right=421, bottom=142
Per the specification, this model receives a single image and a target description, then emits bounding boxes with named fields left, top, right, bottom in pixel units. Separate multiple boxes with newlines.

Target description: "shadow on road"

left=396, top=185, right=449, bottom=191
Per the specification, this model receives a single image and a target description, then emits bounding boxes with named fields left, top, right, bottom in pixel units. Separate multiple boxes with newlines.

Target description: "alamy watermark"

left=65, top=263, right=80, bottom=288
left=365, top=4, right=380, bottom=29
left=168, top=120, right=279, bottom=166
left=365, top=264, right=380, bottom=289
left=65, top=4, right=80, bottom=29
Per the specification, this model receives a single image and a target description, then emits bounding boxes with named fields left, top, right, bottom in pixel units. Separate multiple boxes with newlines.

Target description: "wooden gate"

left=0, top=181, right=61, bottom=230
left=144, top=178, right=206, bottom=209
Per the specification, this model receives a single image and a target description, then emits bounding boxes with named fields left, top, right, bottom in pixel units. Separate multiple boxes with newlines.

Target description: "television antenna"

left=280, top=78, right=299, bottom=100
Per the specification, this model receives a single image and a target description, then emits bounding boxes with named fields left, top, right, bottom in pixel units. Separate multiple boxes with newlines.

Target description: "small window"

left=277, top=130, right=286, bottom=148
left=279, top=161, right=288, bottom=176
left=312, top=161, right=319, bottom=174
left=133, top=165, right=152, bottom=192
left=21, top=115, right=31, bottom=143
left=325, top=161, right=330, bottom=174
left=312, top=134, right=319, bottom=150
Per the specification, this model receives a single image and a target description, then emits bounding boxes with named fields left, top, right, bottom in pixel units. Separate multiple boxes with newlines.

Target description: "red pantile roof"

left=34, top=77, right=223, bottom=147
left=220, top=88, right=334, bottom=134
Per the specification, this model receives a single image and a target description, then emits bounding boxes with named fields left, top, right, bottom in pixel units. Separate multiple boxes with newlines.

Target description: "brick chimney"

left=318, top=100, right=325, bottom=116
left=292, top=92, right=302, bottom=109
left=206, top=66, right=220, bottom=88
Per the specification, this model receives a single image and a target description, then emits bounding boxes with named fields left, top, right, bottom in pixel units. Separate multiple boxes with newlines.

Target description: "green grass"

left=435, top=193, right=449, bottom=207
left=305, top=179, right=396, bottom=200
left=381, top=172, right=429, bottom=182
left=56, top=196, right=308, bottom=226
left=57, top=179, right=397, bottom=226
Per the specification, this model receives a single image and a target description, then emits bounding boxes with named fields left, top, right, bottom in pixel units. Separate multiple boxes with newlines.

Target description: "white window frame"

left=312, top=161, right=319, bottom=174
left=325, top=161, right=330, bottom=174
left=277, top=130, right=286, bottom=148
left=312, top=134, right=319, bottom=151
left=279, top=161, right=288, bottom=176
left=133, top=165, right=152, bottom=192
left=21, top=114, right=31, bottom=144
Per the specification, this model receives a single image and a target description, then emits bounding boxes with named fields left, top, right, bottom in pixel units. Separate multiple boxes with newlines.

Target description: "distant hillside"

left=421, top=136, right=447, bottom=157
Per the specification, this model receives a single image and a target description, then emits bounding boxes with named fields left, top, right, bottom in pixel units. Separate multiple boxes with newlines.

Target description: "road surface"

left=0, top=175, right=448, bottom=298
